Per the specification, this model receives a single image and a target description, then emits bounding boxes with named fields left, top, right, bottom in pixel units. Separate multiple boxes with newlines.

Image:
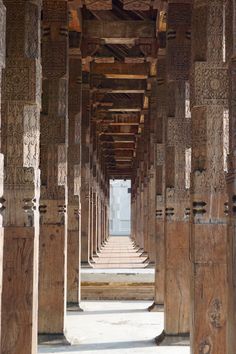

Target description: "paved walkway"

left=93, top=236, right=148, bottom=269
left=38, top=301, right=190, bottom=354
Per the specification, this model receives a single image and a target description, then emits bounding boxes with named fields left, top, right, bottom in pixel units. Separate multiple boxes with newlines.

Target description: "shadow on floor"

left=40, top=338, right=158, bottom=352
left=67, top=308, right=158, bottom=316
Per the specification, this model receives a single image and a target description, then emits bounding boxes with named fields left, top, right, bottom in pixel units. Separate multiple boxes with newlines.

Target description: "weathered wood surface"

left=162, top=1, right=192, bottom=337
left=67, top=48, right=82, bottom=307
left=0, top=0, right=5, bottom=348
left=39, top=0, right=69, bottom=337
left=226, top=1, right=236, bottom=353
left=1, top=1, right=41, bottom=353
left=191, top=1, right=228, bottom=353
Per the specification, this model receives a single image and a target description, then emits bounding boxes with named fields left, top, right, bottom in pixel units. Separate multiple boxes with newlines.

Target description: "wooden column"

left=191, top=1, right=228, bottom=353
left=147, top=79, right=158, bottom=264
left=81, top=69, right=92, bottom=266
left=39, top=0, right=69, bottom=342
left=227, top=2, right=236, bottom=351
left=0, top=0, right=5, bottom=346
left=157, top=1, right=192, bottom=342
left=67, top=34, right=82, bottom=310
left=149, top=53, right=166, bottom=312
left=1, top=1, right=41, bottom=353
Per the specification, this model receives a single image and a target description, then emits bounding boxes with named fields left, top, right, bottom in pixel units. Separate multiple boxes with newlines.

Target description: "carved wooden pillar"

left=149, top=53, right=166, bottom=312
left=191, top=1, right=228, bottom=353
left=147, top=80, right=158, bottom=264
left=1, top=1, right=41, bottom=353
left=156, top=1, right=192, bottom=342
left=67, top=34, right=82, bottom=310
left=89, top=187, right=93, bottom=260
left=226, top=2, right=236, bottom=351
left=92, top=188, right=97, bottom=255
left=0, top=0, right=5, bottom=347
left=81, top=69, right=92, bottom=266
left=39, top=0, right=69, bottom=341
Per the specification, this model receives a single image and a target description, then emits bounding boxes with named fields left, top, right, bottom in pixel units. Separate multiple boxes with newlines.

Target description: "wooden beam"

left=92, top=62, right=149, bottom=78
left=92, top=78, right=144, bottom=89
left=83, top=20, right=156, bottom=39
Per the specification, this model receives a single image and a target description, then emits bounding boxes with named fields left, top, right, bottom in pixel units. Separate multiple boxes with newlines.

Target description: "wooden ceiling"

left=69, top=0, right=167, bottom=179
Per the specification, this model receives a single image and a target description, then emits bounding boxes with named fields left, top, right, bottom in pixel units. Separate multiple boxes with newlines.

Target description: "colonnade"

left=0, top=1, right=235, bottom=354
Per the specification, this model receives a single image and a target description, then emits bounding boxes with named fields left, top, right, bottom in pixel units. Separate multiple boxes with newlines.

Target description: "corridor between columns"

left=0, top=1, right=235, bottom=354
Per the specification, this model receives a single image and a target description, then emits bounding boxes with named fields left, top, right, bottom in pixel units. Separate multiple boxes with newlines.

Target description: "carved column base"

left=39, top=224, right=67, bottom=335
left=1, top=227, right=38, bottom=354
left=165, top=221, right=190, bottom=335
left=155, top=330, right=190, bottom=346
left=67, top=229, right=81, bottom=305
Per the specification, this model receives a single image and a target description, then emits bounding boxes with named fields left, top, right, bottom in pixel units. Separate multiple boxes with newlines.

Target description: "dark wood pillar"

left=226, top=1, right=236, bottom=351
left=0, top=0, right=5, bottom=346
left=157, top=0, right=192, bottom=342
left=39, top=0, right=69, bottom=342
left=81, top=68, right=92, bottom=265
left=67, top=33, right=82, bottom=310
left=149, top=52, right=166, bottom=312
left=191, top=1, right=228, bottom=352
left=1, top=1, right=41, bottom=353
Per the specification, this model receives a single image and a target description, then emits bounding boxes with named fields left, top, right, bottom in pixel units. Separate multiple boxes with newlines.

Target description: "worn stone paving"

left=38, top=301, right=190, bottom=354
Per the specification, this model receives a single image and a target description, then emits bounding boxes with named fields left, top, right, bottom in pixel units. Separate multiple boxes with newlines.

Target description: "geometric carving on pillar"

left=1, top=1, right=41, bottom=354
left=192, top=63, right=228, bottom=106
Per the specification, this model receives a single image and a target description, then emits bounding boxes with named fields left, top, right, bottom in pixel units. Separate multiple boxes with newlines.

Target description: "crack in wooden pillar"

left=158, top=0, right=192, bottom=340
left=1, top=1, right=41, bottom=353
left=149, top=52, right=166, bottom=312
left=67, top=33, right=82, bottom=310
left=226, top=1, right=236, bottom=351
left=0, top=0, right=5, bottom=347
left=39, top=0, right=69, bottom=341
left=190, top=1, right=228, bottom=353
left=81, top=69, right=92, bottom=266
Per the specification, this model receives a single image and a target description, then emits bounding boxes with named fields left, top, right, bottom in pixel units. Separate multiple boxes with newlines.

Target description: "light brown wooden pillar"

left=1, top=1, right=41, bottom=353
left=81, top=69, right=92, bottom=265
left=39, top=0, right=69, bottom=342
left=191, top=1, right=228, bottom=352
left=156, top=1, right=192, bottom=342
left=67, top=34, right=82, bottom=310
left=0, top=1, right=5, bottom=346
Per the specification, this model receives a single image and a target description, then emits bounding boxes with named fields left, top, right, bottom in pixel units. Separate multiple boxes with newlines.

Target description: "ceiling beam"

left=91, top=62, right=149, bottom=78
left=83, top=20, right=156, bottom=39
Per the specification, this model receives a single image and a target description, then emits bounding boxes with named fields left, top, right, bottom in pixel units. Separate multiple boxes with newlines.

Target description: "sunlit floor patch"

left=38, top=301, right=190, bottom=354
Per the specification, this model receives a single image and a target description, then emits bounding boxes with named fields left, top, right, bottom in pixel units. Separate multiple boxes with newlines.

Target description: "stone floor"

left=38, top=301, right=190, bottom=354
left=92, top=236, right=148, bottom=269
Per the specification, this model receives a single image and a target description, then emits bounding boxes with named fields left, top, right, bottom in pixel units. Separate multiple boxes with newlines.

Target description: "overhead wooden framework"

left=78, top=1, right=158, bottom=180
